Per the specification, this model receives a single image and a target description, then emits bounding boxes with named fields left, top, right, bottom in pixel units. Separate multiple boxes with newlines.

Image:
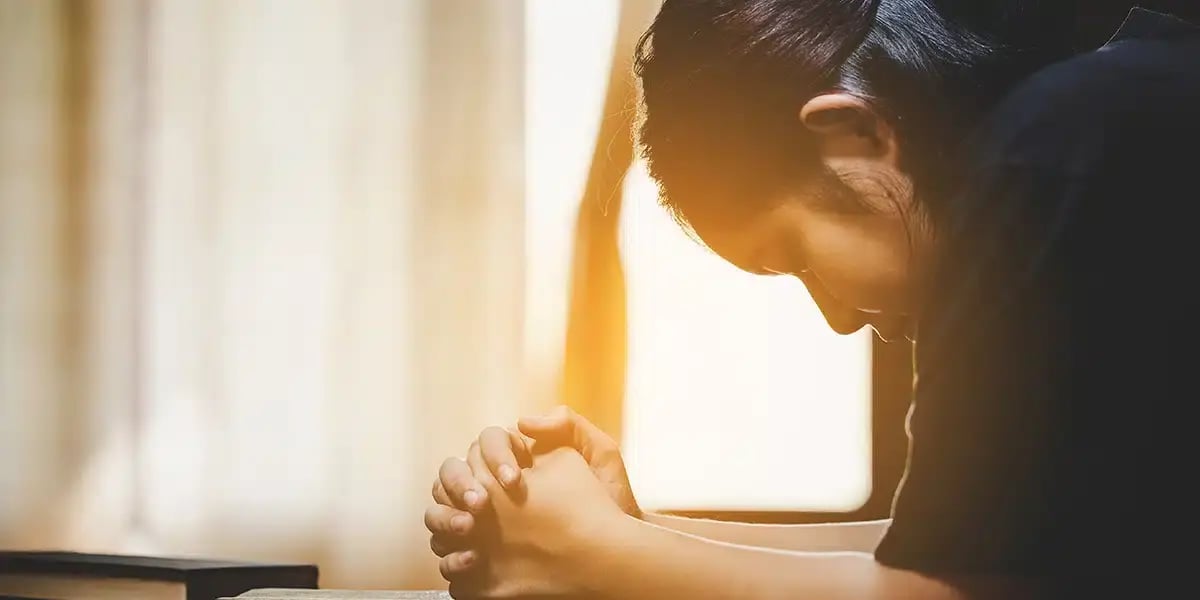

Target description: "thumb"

left=516, top=405, right=573, bottom=439
left=518, top=405, right=617, bottom=466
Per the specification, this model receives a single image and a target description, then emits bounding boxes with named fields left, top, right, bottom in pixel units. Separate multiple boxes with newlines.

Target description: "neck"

left=902, top=198, right=938, bottom=314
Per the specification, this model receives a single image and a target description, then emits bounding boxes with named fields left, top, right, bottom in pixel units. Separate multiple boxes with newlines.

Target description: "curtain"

left=560, top=0, right=659, bottom=438
left=0, top=0, right=526, bottom=589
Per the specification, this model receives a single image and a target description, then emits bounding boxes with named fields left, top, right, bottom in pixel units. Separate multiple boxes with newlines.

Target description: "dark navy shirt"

left=875, top=7, right=1200, bottom=588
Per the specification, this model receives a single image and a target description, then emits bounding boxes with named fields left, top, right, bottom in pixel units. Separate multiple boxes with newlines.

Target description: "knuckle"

left=596, top=438, right=620, bottom=458
left=588, top=428, right=620, bottom=455
left=598, top=448, right=623, bottom=467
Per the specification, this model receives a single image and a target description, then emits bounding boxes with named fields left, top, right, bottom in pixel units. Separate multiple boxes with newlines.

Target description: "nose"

left=822, top=307, right=869, bottom=335
left=798, top=272, right=867, bottom=335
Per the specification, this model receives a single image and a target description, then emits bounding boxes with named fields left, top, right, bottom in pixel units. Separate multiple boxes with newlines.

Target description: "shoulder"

left=966, top=36, right=1200, bottom=171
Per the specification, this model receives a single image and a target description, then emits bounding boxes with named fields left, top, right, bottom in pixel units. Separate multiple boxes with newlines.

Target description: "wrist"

left=568, top=510, right=645, bottom=597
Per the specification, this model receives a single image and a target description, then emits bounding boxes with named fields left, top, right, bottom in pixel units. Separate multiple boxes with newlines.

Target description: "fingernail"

left=451, top=514, right=471, bottom=534
left=460, top=551, right=475, bottom=566
left=464, top=489, right=482, bottom=509
left=499, top=465, right=518, bottom=486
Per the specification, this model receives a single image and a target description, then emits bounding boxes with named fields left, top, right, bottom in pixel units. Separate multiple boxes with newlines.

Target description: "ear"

left=799, top=93, right=898, bottom=165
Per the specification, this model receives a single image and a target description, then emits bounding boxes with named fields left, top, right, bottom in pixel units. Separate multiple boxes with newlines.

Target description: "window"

left=618, top=160, right=874, bottom=513
left=526, top=0, right=905, bottom=520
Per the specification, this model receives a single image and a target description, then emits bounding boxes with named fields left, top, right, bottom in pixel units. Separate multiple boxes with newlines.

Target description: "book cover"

left=0, top=551, right=319, bottom=600
left=225, top=591, right=449, bottom=600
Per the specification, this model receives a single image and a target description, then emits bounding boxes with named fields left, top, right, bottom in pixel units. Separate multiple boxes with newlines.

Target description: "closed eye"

left=762, top=266, right=810, bottom=277
left=745, top=243, right=808, bottom=277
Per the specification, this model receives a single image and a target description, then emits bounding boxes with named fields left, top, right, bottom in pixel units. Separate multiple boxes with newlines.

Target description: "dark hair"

left=632, top=0, right=1084, bottom=229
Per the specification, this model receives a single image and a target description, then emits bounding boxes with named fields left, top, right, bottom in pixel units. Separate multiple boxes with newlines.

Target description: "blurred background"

left=0, top=0, right=876, bottom=589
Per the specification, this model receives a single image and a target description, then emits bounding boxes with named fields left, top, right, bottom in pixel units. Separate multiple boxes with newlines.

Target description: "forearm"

left=578, top=515, right=1047, bottom=600
left=643, top=512, right=889, bottom=552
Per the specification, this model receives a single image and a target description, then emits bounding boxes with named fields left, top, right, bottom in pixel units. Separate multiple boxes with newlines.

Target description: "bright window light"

left=523, top=0, right=619, bottom=399
left=525, top=0, right=873, bottom=513
left=619, top=160, right=874, bottom=513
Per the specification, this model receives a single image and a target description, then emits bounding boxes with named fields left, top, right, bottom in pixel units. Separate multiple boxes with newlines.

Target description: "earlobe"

left=799, top=93, right=897, bottom=163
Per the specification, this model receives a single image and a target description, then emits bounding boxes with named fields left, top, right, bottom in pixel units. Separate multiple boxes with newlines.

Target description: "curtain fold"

left=1, top=0, right=81, bottom=544
left=560, top=0, right=660, bottom=439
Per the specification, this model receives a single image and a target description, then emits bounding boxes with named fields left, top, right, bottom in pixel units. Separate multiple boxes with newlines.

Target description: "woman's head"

left=633, top=0, right=1070, bottom=337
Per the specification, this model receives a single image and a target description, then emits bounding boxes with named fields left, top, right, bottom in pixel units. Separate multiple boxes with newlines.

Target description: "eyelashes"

left=761, top=265, right=810, bottom=277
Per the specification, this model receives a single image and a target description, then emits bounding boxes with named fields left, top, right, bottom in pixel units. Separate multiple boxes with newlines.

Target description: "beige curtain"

left=0, top=0, right=526, bottom=589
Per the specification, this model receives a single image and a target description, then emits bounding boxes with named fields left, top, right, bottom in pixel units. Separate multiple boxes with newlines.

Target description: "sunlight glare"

left=619, top=160, right=874, bottom=512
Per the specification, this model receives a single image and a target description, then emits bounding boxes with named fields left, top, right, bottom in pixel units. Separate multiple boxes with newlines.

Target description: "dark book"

left=222, top=591, right=448, bottom=600
left=0, top=551, right=318, bottom=600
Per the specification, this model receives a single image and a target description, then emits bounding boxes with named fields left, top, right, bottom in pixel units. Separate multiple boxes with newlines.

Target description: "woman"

left=425, top=1, right=1200, bottom=597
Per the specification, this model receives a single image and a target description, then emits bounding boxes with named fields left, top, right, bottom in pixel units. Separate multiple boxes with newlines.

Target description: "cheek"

left=802, top=215, right=912, bottom=310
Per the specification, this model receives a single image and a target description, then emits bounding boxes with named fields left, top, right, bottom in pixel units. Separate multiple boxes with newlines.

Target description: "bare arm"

left=577, top=515, right=1051, bottom=600
left=642, top=513, right=890, bottom=553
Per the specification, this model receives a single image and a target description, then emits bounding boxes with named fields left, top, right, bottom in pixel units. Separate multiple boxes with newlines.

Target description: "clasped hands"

left=424, top=406, right=642, bottom=598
